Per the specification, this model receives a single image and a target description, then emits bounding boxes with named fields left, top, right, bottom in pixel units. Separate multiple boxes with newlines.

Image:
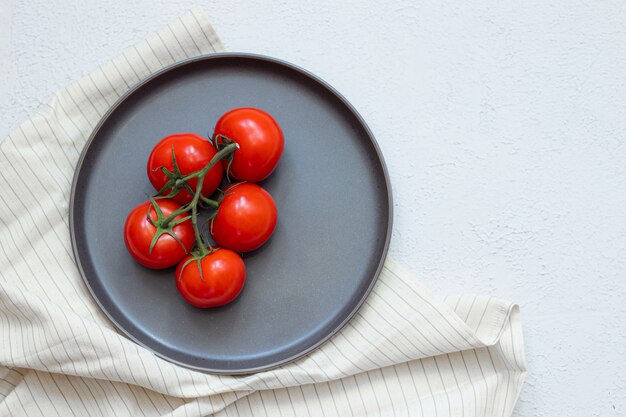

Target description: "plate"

left=70, top=53, right=392, bottom=374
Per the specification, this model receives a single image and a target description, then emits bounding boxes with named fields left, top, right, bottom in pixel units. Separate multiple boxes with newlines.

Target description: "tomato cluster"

left=123, top=108, right=284, bottom=308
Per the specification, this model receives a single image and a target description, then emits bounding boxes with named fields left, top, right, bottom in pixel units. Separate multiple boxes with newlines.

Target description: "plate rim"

left=69, top=52, right=393, bottom=374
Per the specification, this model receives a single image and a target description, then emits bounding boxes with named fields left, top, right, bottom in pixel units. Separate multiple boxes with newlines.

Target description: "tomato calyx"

left=176, top=247, right=213, bottom=282
left=152, top=146, right=198, bottom=199
left=145, top=196, right=192, bottom=254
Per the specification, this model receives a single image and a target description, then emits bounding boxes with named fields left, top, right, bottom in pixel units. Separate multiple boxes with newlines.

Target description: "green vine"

left=146, top=139, right=240, bottom=280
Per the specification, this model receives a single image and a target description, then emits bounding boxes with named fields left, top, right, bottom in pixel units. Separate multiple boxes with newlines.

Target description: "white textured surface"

left=1, top=1, right=625, bottom=416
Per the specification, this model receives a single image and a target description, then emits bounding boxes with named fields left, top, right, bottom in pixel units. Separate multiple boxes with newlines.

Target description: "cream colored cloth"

left=0, top=9, right=526, bottom=417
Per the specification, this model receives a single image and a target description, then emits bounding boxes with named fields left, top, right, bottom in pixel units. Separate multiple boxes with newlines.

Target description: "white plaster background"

left=2, top=1, right=626, bottom=415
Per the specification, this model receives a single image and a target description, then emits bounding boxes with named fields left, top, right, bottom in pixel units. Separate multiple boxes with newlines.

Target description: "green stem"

left=182, top=142, right=239, bottom=181
left=190, top=174, right=208, bottom=255
left=160, top=202, right=191, bottom=229
left=157, top=142, right=239, bottom=257
left=160, top=143, right=238, bottom=228
left=200, top=195, right=220, bottom=208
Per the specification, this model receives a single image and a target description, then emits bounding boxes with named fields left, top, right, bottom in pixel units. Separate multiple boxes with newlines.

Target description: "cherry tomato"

left=147, top=133, right=223, bottom=204
left=210, top=183, right=278, bottom=252
left=214, top=108, right=284, bottom=182
left=176, top=249, right=246, bottom=308
left=124, top=199, right=194, bottom=269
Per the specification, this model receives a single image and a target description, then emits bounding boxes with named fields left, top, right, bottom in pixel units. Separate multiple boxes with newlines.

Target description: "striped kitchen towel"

left=0, top=8, right=526, bottom=417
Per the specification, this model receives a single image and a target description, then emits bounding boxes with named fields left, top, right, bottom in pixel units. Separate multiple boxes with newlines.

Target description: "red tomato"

left=176, top=249, right=246, bottom=308
left=147, top=133, right=223, bottom=204
left=124, top=199, right=194, bottom=269
left=210, top=183, right=278, bottom=252
left=214, top=108, right=284, bottom=182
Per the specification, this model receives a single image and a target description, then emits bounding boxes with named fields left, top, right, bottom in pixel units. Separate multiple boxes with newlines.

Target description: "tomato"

left=124, top=199, right=194, bottom=269
left=147, top=133, right=223, bottom=204
left=210, top=183, right=278, bottom=252
left=214, top=108, right=284, bottom=182
left=176, top=249, right=246, bottom=308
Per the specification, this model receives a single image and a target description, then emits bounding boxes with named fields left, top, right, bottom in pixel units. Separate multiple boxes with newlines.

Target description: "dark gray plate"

left=70, top=53, right=392, bottom=374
